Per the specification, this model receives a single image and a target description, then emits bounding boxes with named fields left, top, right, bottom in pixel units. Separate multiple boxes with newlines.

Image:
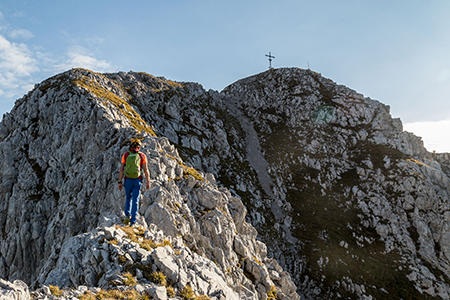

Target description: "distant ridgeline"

left=433, top=152, right=450, bottom=164
left=0, top=67, right=449, bottom=299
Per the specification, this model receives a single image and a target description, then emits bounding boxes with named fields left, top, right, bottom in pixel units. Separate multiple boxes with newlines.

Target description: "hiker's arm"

left=143, top=163, right=150, bottom=189
left=118, top=163, right=125, bottom=190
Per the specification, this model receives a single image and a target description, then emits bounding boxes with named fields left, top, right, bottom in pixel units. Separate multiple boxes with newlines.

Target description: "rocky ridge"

left=1, top=67, right=450, bottom=299
left=0, top=69, right=298, bottom=299
left=109, top=67, right=450, bottom=298
left=220, top=69, right=450, bottom=299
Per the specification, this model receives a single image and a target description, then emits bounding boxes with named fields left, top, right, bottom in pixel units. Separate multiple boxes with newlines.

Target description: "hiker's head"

left=129, top=141, right=141, bottom=152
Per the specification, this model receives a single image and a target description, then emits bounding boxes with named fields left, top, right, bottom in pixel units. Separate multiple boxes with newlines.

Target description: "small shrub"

left=179, top=285, right=195, bottom=299
left=162, top=239, right=172, bottom=247
left=78, top=291, right=95, bottom=300
left=119, top=225, right=145, bottom=241
left=267, top=285, right=278, bottom=300
left=167, top=286, right=175, bottom=297
left=177, top=285, right=211, bottom=299
left=49, top=285, right=63, bottom=297
left=149, top=271, right=167, bottom=286
left=140, top=239, right=158, bottom=250
left=79, top=288, right=149, bottom=300
left=122, top=272, right=137, bottom=286
left=118, top=255, right=127, bottom=264
left=182, top=164, right=204, bottom=181
left=116, top=225, right=172, bottom=250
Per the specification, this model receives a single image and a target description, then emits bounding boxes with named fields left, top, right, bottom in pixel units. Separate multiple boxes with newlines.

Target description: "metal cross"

left=265, top=52, right=275, bottom=69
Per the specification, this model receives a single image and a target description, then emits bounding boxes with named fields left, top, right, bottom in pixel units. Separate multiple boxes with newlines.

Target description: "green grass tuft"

left=71, top=73, right=156, bottom=136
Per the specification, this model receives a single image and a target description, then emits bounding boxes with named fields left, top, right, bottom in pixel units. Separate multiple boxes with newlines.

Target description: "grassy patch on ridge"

left=71, top=70, right=156, bottom=136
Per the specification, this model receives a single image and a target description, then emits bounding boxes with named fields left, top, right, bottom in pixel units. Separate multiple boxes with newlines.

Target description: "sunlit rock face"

left=219, top=69, right=450, bottom=299
left=0, top=68, right=298, bottom=300
left=1, top=67, right=449, bottom=299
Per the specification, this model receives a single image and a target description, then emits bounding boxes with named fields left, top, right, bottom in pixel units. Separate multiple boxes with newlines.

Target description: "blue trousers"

left=124, top=178, right=142, bottom=224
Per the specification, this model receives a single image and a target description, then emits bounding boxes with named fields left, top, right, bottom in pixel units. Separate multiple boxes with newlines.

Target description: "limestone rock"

left=0, top=279, right=30, bottom=300
left=1, top=67, right=450, bottom=299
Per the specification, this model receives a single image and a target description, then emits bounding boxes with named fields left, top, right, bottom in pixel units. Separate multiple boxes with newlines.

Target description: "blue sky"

left=0, top=1, right=449, bottom=152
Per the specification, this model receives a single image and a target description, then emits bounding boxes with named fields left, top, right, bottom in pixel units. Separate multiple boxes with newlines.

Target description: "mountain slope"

left=0, top=68, right=299, bottom=300
left=1, top=67, right=450, bottom=299
left=129, top=67, right=449, bottom=299
left=220, top=68, right=450, bottom=299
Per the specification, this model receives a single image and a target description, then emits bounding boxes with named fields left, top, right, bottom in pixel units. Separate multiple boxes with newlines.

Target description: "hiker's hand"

left=118, top=182, right=123, bottom=191
left=146, top=181, right=150, bottom=190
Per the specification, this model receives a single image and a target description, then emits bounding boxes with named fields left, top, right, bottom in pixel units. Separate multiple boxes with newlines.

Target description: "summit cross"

left=265, top=52, right=275, bottom=69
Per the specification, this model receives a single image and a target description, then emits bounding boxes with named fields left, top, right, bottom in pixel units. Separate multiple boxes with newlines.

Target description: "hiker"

left=118, top=140, right=150, bottom=226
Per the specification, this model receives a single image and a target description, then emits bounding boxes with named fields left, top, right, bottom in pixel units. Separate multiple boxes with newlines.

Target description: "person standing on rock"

left=118, top=140, right=150, bottom=226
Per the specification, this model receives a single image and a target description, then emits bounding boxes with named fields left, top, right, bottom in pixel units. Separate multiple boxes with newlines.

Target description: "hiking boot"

left=123, top=216, right=131, bottom=225
left=130, top=222, right=138, bottom=227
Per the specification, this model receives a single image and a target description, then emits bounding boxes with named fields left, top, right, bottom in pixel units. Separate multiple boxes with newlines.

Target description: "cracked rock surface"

left=1, top=67, right=450, bottom=299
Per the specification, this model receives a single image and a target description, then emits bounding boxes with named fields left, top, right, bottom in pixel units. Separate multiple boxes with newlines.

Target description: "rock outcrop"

left=0, top=67, right=449, bottom=299
left=220, top=69, right=450, bottom=299
left=0, top=278, right=30, bottom=300
left=0, top=69, right=298, bottom=299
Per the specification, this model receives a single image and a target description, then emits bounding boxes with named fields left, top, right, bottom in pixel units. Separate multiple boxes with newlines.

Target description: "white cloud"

left=0, top=33, right=117, bottom=108
left=10, top=29, right=33, bottom=40
left=84, top=36, right=106, bottom=46
left=0, top=17, right=118, bottom=119
left=404, top=120, right=450, bottom=153
left=56, top=45, right=116, bottom=73
left=0, top=34, right=38, bottom=92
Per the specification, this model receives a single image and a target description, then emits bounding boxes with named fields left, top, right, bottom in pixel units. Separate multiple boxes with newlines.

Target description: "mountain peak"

left=1, top=68, right=449, bottom=299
